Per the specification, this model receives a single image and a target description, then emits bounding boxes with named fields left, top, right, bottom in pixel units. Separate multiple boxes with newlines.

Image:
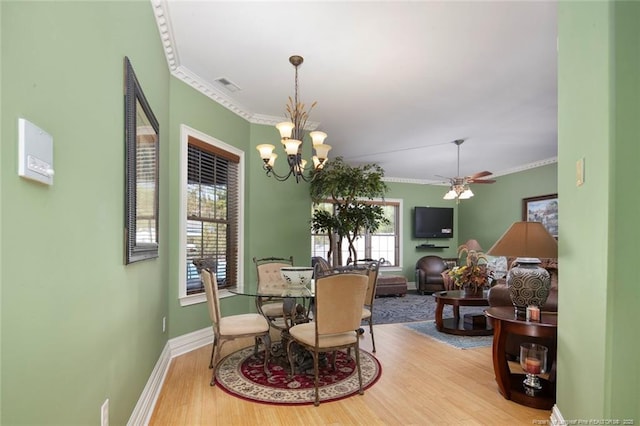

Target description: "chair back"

left=253, top=256, right=294, bottom=292
left=201, top=269, right=221, bottom=333
left=316, top=260, right=380, bottom=307
left=314, top=273, right=368, bottom=336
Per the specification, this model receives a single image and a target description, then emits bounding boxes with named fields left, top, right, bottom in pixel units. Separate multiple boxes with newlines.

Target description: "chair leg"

left=355, top=341, right=364, bottom=396
left=210, top=340, right=224, bottom=387
left=313, top=350, right=320, bottom=406
left=208, top=335, right=216, bottom=369
left=261, top=334, right=271, bottom=376
left=369, top=318, right=376, bottom=353
left=286, top=339, right=296, bottom=378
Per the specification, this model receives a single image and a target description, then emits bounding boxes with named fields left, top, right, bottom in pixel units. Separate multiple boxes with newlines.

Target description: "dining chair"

left=201, top=269, right=271, bottom=386
left=253, top=256, right=294, bottom=331
left=357, top=259, right=381, bottom=352
left=286, top=273, right=368, bottom=406
left=315, top=259, right=381, bottom=352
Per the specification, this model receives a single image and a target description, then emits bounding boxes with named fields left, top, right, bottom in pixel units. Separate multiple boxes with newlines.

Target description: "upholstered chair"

left=286, top=273, right=368, bottom=406
left=253, top=256, right=294, bottom=331
left=415, top=255, right=448, bottom=294
left=201, top=269, right=271, bottom=386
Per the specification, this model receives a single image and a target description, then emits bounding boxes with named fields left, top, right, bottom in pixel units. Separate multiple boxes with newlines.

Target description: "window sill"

left=179, top=288, right=235, bottom=307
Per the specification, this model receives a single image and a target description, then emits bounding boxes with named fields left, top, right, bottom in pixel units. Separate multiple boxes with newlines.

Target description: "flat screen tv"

left=413, top=206, right=454, bottom=239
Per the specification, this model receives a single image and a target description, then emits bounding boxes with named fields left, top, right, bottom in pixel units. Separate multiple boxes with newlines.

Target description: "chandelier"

left=256, top=55, right=331, bottom=183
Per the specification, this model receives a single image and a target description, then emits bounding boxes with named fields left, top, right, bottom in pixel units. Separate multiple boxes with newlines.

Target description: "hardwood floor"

left=150, top=323, right=551, bottom=425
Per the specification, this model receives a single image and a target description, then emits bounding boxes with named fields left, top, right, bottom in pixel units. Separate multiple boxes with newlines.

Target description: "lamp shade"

left=487, top=221, right=557, bottom=259
left=462, top=239, right=483, bottom=252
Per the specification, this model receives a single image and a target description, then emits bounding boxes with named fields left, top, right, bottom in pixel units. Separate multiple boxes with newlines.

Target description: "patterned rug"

left=372, top=290, right=485, bottom=324
left=404, top=320, right=493, bottom=349
left=215, top=346, right=382, bottom=405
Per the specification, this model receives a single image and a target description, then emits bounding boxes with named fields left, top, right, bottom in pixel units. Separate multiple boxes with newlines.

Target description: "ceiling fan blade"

left=466, top=170, right=493, bottom=180
left=468, top=179, right=496, bottom=184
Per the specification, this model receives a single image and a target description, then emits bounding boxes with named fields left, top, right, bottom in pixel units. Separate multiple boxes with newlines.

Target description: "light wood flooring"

left=150, top=323, right=551, bottom=425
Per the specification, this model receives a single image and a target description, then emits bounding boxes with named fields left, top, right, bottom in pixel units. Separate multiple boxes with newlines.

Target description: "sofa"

left=487, top=257, right=558, bottom=360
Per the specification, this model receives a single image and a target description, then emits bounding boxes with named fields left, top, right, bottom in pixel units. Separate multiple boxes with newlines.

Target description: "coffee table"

left=485, top=306, right=558, bottom=410
left=433, top=289, right=492, bottom=336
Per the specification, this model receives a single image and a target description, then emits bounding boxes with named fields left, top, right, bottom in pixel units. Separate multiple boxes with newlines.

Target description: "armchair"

left=415, top=255, right=448, bottom=294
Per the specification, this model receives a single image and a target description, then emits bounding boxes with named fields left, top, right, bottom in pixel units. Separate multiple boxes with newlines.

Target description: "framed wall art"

left=522, top=193, right=558, bottom=238
left=124, top=56, right=159, bottom=264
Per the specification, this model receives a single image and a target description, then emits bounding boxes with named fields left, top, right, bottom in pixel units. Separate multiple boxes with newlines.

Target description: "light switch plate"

left=18, top=118, right=54, bottom=185
left=576, top=157, right=585, bottom=187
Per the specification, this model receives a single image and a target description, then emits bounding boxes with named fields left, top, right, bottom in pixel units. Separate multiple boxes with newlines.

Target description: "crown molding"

left=383, top=157, right=558, bottom=185
left=151, top=0, right=320, bottom=130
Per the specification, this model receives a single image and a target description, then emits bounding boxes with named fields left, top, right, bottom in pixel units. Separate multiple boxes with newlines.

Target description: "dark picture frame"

left=522, top=193, right=558, bottom=238
left=124, top=57, right=159, bottom=264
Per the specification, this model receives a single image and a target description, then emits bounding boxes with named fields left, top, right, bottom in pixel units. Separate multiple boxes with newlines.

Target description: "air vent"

left=214, top=77, right=241, bottom=93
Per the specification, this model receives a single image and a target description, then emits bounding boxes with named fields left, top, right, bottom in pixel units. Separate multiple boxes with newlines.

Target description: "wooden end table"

left=433, top=290, right=492, bottom=336
left=485, top=306, right=558, bottom=410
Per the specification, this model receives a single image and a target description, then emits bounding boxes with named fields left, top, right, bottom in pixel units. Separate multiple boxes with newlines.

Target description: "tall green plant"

left=310, top=157, right=389, bottom=265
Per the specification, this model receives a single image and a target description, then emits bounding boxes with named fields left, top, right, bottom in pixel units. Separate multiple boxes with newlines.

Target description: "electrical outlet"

left=162, top=316, right=166, bottom=333
left=101, top=398, right=109, bottom=426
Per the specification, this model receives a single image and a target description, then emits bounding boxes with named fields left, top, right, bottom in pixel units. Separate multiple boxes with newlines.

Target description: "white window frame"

left=311, top=197, right=403, bottom=272
left=179, top=124, right=245, bottom=306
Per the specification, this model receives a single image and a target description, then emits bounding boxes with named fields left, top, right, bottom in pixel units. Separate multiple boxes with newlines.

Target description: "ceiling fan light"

left=443, top=189, right=457, bottom=200
left=460, top=188, right=474, bottom=199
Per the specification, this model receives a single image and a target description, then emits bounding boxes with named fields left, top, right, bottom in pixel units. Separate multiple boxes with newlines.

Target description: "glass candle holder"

left=520, top=343, right=548, bottom=395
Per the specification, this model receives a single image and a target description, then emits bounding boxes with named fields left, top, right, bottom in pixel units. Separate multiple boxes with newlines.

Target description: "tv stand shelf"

left=416, top=245, right=449, bottom=249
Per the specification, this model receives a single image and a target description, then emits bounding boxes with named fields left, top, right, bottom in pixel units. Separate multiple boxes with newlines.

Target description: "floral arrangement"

left=448, top=244, right=493, bottom=290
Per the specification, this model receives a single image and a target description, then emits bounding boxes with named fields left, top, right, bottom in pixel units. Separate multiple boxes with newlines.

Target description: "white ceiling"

left=152, top=0, right=557, bottom=184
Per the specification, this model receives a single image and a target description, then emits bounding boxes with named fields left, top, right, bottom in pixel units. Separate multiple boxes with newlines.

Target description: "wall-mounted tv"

left=413, top=206, right=454, bottom=239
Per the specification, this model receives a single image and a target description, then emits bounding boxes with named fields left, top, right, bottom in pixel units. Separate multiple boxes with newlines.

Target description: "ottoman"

left=375, top=275, right=407, bottom=297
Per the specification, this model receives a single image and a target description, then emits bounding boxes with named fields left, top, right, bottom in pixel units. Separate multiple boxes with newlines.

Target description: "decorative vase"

left=507, top=258, right=551, bottom=316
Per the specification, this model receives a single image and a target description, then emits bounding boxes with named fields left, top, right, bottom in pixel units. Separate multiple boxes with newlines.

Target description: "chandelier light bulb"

left=314, top=143, right=332, bottom=160
left=267, top=153, right=277, bottom=168
left=309, top=131, right=328, bottom=146
left=256, top=144, right=275, bottom=160
left=276, top=122, right=295, bottom=139
left=284, top=139, right=301, bottom=156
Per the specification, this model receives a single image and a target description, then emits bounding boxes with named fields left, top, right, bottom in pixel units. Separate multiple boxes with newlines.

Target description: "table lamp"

left=487, top=222, right=558, bottom=317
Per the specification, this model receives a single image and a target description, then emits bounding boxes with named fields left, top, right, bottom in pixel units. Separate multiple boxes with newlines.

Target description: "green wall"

left=383, top=163, right=557, bottom=281
left=1, top=1, right=169, bottom=424
left=385, top=182, right=459, bottom=277
left=3, top=0, right=638, bottom=423
left=558, top=1, right=639, bottom=421
left=165, top=80, right=311, bottom=338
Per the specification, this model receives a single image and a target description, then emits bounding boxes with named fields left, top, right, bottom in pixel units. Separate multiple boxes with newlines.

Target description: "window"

left=180, top=125, right=244, bottom=306
left=311, top=199, right=402, bottom=267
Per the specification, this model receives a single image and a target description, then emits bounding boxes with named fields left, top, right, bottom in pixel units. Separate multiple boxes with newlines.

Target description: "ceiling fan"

left=439, top=139, right=495, bottom=201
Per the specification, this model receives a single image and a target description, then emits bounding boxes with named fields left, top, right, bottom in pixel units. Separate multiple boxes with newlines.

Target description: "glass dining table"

left=229, top=284, right=315, bottom=327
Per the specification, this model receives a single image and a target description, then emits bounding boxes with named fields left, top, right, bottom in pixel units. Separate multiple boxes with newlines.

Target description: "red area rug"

left=215, top=346, right=382, bottom=405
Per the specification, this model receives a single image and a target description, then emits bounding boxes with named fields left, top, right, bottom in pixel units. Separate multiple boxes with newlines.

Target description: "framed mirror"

left=124, top=56, right=159, bottom=264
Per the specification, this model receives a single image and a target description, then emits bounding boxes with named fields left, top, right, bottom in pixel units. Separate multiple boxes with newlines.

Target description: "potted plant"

left=310, top=157, right=389, bottom=265
left=448, top=244, right=493, bottom=294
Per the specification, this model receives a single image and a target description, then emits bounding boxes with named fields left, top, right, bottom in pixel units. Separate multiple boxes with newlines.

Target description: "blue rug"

left=404, top=321, right=493, bottom=349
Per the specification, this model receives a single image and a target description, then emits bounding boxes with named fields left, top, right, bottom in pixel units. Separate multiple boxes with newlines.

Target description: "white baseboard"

left=407, top=280, right=417, bottom=290
left=127, top=327, right=213, bottom=426
left=551, top=404, right=565, bottom=425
